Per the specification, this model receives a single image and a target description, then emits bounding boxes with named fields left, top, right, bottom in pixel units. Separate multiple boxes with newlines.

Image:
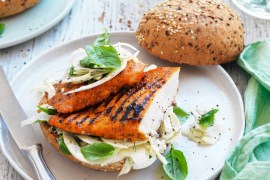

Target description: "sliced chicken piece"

left=48, top=67, right=180, bottom=141
left=48, top=60, right=146, bottom=114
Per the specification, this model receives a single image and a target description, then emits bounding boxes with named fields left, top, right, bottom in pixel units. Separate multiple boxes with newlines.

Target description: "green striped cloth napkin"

left=220, top=39, right=270, bottom=180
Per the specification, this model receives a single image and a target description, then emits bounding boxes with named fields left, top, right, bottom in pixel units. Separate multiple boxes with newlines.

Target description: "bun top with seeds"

left=136, top=0, right=244, bottom=65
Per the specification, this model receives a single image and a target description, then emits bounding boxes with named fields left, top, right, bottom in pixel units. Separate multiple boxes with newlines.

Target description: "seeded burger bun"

left=136, top=0, right=244, bottom=65
left=40, top=122, right=125, bottom=172
left=0, top=0, right=40, bottom=18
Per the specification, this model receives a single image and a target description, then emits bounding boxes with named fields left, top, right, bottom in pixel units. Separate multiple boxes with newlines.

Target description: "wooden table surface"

left=0, top=0, right=269, bottom=179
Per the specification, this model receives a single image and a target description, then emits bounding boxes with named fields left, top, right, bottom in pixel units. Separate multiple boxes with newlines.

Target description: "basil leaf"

left=0, top=23, right=4, bottom=36
left=57, top=135, right=71, bottom=155
left=163, top=145, right=188, bottom=180
left=37, top=106, right=57, bottom=115
left=199, top=109, right=219, bottom=127
left=173, top=106, right=190, bottom=124
left=69, top=65, right=75, bottom=76
left=94, top=28, right=110, bottom=46
left=79, top=57, right=96, bottom=68
left=34, top=120, right=47, bottom=123
left=83, top=45, right=121, bottom=69
left=78, top=29, right=121, bottom=70
left=80, top=142, right=115, bottom=160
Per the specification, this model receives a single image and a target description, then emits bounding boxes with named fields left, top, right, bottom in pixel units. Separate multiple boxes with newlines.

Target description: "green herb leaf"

left=57, top=135, right=71, bottom=155
left=173, top=106, right=190, bottom=124
left=34, top=120, right=47, bottom=123
left=83, top=45, right=121, bottom=69
left=94, top=28, right=110, bottom=46
left=163, top=145, right=188, bottom=180
left=37, top=106, right=57, bottom=115
left=199, top=109, right=219, bottom=127
left=69, top=65, right=75, bottom=76
left=79, top=56, right=96, bottom=68
left=80, top=142, right=115, bottom=161
left=78, top=29, right=121, bottom=70
left=0, top=23, right=5, bottom=36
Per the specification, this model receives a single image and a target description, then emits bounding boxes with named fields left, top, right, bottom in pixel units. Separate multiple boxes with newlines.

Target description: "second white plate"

left=231, top=0, right=270, bottom=20
left=0, top=0, right=76, bottom=49
left=0, top=32, right=244, bottom=180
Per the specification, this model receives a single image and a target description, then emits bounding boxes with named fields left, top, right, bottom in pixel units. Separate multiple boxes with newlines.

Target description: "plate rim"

left=0, top=122, right=33, bottom=180
left=201, top=64, right=245, bottom=179
left=0, top=0, right=76, bottom=49
left=231, top=0, right=270, bottom=20
left=1, top=32, right=245, bottom=180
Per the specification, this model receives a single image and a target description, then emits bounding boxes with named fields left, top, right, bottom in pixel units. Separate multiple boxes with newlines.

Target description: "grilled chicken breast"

left=48, top=67, right=180, bottom=141
left=48, top=60, right=146, bottom=114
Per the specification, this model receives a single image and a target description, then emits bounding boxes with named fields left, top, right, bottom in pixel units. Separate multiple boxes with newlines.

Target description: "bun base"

left=40, top=122, right=125, bottom=172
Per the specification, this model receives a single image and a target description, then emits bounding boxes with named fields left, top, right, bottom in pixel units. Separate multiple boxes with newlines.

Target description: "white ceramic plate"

left=0, top=32, right=244, bottom=180
left=0, top=0, right=76, bottom=49
left=231, top=0, right=270, bottom=20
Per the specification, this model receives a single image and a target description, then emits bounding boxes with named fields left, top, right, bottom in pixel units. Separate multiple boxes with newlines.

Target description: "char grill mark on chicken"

left=48, top=67, right=180, bottom=141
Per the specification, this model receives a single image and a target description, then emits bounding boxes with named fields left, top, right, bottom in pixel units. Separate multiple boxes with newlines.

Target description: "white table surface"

left=0, top=0, right=269, bottom=179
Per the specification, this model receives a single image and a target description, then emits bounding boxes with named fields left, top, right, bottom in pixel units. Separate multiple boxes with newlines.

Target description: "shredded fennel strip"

left=144, top=64, right=157, bottom=72
left=21, top=112, right=50, bottom=127
left=76, top=135, right=100, bottom=144
left=132, top=152, right=157, bottom=170
left=39, top=104, right=55, bottom=110
left=118, top=158, right=133, bottom=176
left=148, top=137, right=168, bottom=165
left=63, top=132, right=91, bottom=163
left=114, top=42, right=140, bottom=62
left=101, top=138, right=147, bottom=149
left=113, top=42, right=138, bottom=51
left=69, top=48, right=87, bottom=66
left=63, top=71, right=92, bottom=84
left=34, top=80, right=56, bottom=99
left=182, top=107, right=223, bottom=145
left=63, top=68, right=111, bottom=84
